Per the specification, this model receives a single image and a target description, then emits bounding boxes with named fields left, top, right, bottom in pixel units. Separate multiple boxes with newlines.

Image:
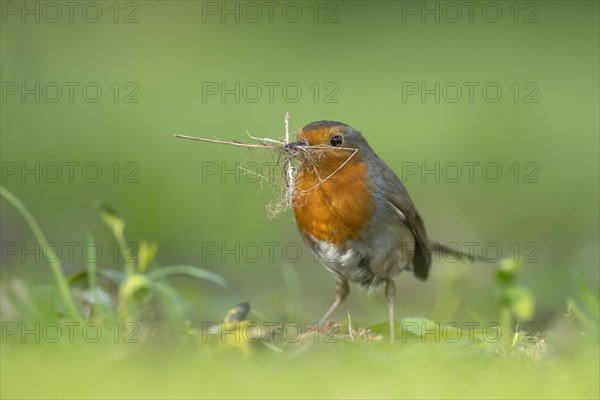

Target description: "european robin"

left=285, top=120, right=451, bottom=343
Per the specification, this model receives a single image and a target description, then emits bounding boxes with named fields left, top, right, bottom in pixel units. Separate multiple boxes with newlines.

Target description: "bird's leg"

left=319, top=279, right=349, bottom=326
left=385, top=279, right=396, bottom=344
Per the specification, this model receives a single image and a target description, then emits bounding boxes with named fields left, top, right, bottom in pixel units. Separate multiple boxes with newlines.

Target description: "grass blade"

left=0, top=186, right=83, bottom=322
left=147, top=265, right=226, bottom=287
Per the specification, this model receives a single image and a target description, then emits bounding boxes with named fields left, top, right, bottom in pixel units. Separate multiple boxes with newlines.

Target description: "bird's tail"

left=430, top=241, right=494, bottom=263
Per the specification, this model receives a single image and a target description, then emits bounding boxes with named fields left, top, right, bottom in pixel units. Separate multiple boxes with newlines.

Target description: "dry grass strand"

left=174, top=119, right=360, bottom=219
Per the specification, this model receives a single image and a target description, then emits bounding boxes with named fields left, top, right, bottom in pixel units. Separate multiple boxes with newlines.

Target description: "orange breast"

left=293, top=157, right=373, bottom=246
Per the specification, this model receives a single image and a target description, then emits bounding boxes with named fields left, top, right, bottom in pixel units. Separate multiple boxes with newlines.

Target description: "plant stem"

left=1, top=186, right=83, bottom=322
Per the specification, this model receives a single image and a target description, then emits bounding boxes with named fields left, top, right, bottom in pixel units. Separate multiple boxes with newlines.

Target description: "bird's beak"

left=284, top=140, right=307, bottom=150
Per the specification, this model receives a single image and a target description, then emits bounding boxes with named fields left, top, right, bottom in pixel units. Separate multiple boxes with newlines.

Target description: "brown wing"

left=378, top=160, right=432, bottom=280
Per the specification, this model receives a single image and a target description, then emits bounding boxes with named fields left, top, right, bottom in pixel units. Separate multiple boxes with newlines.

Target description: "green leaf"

left=86, top=233, right=98, bottom=293
left=464, top=308, right=486, bottom=325
left=577, top=277, right=600, bottom=320
left=147, top=265, right=226, bottom=287
left=119, top=274, right=150, bottom=301
left=94, top=201, right=125, bottom=242
left=507, top=286, right=535, bottom=321
left=150, top=281, right=184, bottom=319
left=98, top=269, right=126, bottom=284
left=137, top=240, right=158, bottom=273
left=497, top=258, right=521, bottom=280
left=566, top=298, right=597, bottom=333
left=68, top=270, right=89, bottom=287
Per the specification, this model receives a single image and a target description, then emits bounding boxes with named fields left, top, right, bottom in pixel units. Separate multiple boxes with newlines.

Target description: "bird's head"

left=285, top=120, right=372, bottom=174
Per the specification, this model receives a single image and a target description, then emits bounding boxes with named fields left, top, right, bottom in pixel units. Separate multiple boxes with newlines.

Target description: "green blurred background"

left=1, top=1, right=599, bottom=397
left=2, top=0, right=598, bottom=324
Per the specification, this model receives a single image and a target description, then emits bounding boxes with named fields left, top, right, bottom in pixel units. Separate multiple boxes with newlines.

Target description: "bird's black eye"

left=330, top=135, right=343, bottom=147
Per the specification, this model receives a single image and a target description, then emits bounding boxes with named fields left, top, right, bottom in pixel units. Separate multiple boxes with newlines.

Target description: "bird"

left=285, top=120, right=474, bottom=343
